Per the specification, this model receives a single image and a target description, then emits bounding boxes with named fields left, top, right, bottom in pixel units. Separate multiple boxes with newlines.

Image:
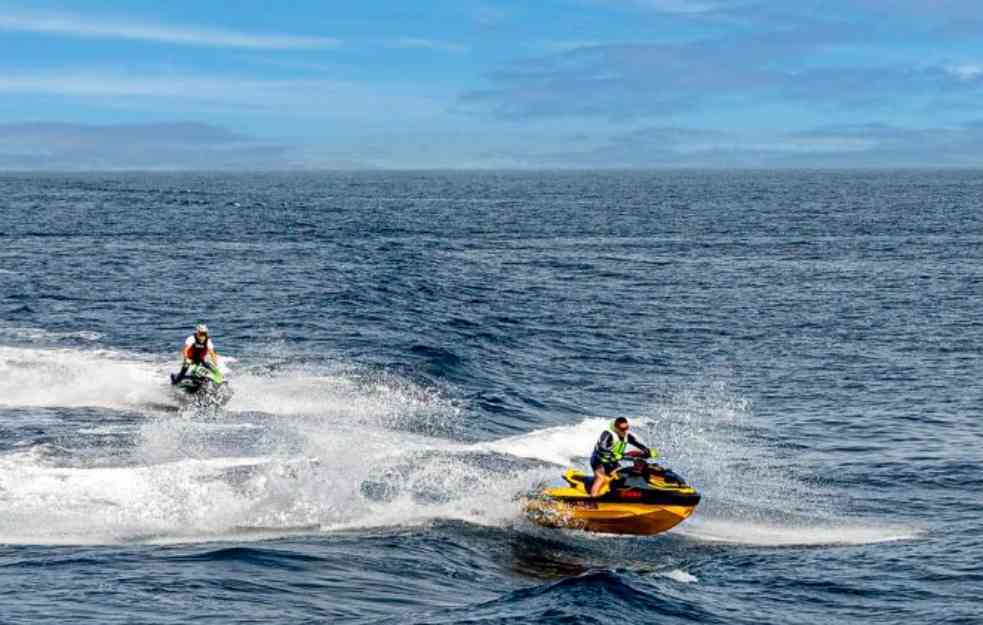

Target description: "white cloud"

left=0, top=70, right=445, bottom=119
left=623, top=0, right=721, bottom=13
left=0, top=9, right=340, bottom=49
left=388, top=38, right=468, bottom=53
left=946, top=64, right=983, bottom=80
left=584, top=0, right=728, bottom=14
left=531, top=40, right=607, bottom=53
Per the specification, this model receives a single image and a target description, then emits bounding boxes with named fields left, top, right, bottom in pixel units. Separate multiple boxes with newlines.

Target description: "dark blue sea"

left=0, top=171, right=980, bottom=624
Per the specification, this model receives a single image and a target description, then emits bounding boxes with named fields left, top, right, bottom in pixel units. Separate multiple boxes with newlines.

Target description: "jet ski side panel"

left=526, top=499, right=696, bottom=535
left=171, top=365, right=234, bottom=408
left=528, top=461, right=701, bottom=535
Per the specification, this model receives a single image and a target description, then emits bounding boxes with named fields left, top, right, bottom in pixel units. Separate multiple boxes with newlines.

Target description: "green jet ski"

left=170, top=363, right=233, bottom=408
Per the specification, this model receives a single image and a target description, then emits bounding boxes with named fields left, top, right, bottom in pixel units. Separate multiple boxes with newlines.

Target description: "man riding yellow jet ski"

left=527, top=418, right=701, bottom=535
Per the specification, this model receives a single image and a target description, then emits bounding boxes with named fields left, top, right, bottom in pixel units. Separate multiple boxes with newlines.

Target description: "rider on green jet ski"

left=589, top=417, right=658, bottom=497
left=170, top=323, right=221, bottom=385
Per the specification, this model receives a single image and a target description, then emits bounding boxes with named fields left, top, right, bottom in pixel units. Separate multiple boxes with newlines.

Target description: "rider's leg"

left=589, top=466, right=609, bottom=497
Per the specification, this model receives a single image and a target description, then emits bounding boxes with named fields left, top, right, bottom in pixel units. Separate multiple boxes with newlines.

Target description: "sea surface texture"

left=0, top=171, right=980, bottom=624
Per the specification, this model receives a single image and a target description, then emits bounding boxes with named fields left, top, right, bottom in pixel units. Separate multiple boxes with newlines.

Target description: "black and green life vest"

left=609, top=427, right=628, bottom=460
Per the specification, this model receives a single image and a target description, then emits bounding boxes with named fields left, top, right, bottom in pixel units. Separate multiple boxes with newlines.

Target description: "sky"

left=2, top=0, right=983, bottom=169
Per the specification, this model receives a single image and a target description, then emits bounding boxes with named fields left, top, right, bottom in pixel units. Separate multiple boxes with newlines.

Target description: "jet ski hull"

left=173, top=379, right=233, bottom=408
left=527, top=463, right=700, bottom=536
left=171, top=364, right=233, bottom=408
left=527, top=498, right=697, bottom=535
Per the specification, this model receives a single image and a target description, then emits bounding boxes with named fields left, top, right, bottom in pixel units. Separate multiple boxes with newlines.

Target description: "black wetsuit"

left=590, top=430, right=651, bottom=474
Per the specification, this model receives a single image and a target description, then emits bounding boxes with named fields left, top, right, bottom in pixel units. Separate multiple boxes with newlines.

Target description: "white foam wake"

left=0, top=345, right=529, bottom=543
left=0, top=411, right=916, bottom=546
left=0, top=343, right=918, bottom=547
left=677, top=517, right=920, bottom=546
left=662, top=569, right=699, bottom=583
left=472, top=416, right=632, bottom=466
left=0, top=345, right=169, bottom=410
left=0, top=344, right=459, bottom=429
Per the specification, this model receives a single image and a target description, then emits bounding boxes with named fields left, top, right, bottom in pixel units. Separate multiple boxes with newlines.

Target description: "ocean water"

left=0, top=170, right=980, bottom=624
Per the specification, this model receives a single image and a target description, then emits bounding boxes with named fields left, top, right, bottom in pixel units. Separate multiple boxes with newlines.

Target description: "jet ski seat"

left=565, top=473, right=591, bottom=490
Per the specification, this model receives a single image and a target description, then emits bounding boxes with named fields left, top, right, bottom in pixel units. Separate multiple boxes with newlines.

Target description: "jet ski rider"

left=170, top=323, right=220, bottom=385
left=589, top=417, right=658, bottom=497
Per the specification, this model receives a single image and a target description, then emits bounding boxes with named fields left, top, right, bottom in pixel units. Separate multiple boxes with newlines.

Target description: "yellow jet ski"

left=527, top=456, right=700, bottom=535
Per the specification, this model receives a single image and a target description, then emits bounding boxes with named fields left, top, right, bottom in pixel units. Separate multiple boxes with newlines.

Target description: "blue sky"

left=2, top=0, right=983, bottom=168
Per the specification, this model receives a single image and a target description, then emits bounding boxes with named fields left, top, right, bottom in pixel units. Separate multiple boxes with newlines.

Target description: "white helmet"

left=195, top=324, right=209, bottom=335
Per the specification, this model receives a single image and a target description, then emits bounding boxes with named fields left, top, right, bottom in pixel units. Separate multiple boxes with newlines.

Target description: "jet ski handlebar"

left=617, top=455, right=666, bottom=475
left=622, top=451, right=659, bottom=463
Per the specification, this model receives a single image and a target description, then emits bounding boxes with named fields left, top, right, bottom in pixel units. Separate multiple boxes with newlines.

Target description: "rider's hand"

left=649, top=449, right=659, bottom=459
